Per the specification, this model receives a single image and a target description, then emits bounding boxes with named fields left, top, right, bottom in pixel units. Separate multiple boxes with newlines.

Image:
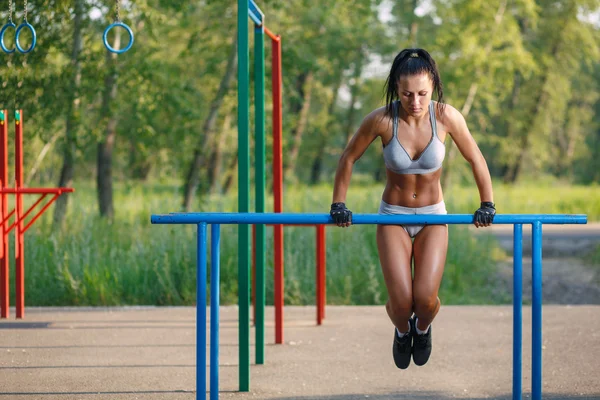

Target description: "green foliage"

left=1, top=0, right=599, bottom=190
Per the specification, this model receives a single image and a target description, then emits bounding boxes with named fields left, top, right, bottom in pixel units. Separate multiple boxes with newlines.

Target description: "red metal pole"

left=2, top=188, right=74, bottom=194
left=0, top=110, right=8, bottom=319
left=15, top=110, right=24, bottom=319
left=317, top=224, right=326, bottom=322
left=272, top=36, right=284, bottom=344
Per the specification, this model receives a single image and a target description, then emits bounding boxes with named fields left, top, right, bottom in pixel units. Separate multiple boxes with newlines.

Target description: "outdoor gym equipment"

left=237, top=0, right=282, bottom=388
left=0, top=110, right=74, bottom=319
left=151, top=211, right=587, bottom=400
left=103, top=0, right=134, bottom=54
left=1, top=0, right=36, bottom=54
left=242, top=0, right=327, bottom=369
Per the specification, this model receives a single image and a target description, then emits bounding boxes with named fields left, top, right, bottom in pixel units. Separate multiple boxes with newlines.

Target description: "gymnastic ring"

left=0, top=22, right=16, bottom=54
left=15, top=22, right=36, bottom=54
left=103, top=22, right=134, bottom=54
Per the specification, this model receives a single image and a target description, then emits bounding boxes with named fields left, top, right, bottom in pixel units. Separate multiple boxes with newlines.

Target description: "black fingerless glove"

left=330, top=202, right=352, bottom=224
left=473, top=201, right=496, bottom=225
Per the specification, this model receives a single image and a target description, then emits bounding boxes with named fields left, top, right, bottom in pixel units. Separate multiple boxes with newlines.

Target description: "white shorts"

left=378, top=200, right=447, bottom=238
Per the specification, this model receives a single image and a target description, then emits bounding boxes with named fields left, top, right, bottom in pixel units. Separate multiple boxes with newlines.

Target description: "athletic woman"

left=330, top=48, right=495, bottom=369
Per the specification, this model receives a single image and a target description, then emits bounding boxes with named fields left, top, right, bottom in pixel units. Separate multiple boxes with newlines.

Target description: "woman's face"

left=397, top=73, right=434, bottom=117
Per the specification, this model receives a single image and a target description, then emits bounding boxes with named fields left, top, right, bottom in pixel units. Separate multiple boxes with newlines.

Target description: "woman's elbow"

left=338, top=151, right=357, bottom=167
left=467, top=152, right=489, bottom=172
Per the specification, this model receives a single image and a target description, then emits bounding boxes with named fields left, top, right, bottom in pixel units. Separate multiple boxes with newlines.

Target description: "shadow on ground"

left=0, top=390, right=195, bottom=396
left=273, top=393, right=600, bottom=400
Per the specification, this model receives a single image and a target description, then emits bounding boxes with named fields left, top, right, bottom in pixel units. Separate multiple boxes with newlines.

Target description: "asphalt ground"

left=1, top=305, right=599, bottom=400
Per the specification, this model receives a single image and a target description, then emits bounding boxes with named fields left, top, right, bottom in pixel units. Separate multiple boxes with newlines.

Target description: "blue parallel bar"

left=249, top=0, right=263, bottom=25
left=152, top=213, right=587, bottom=226
left=532, top=222, right=543, bottom=400
left=210, top=224, right=220, bottom=400
left=197, top=223, right=207, bottom=400
left=152, top=213, right=588, bottom=400
left=513, top=224, right=523, bottom=400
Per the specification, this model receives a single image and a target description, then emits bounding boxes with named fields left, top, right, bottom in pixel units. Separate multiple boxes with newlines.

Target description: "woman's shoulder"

left=432, top=101, right=464, bottom=129
left=361, top=105, right=392, bottom=135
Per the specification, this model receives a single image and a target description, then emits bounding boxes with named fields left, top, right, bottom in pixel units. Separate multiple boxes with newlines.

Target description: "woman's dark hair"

left=384, top=48, right=445, bottom=117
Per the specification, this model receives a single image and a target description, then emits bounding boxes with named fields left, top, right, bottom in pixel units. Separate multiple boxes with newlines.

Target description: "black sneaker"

left=392, top=324, right=412, bottom=369
left=411, top=317, right=432, bottom=366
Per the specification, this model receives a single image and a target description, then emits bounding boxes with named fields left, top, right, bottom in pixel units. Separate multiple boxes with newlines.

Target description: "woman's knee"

left=386, top=296, right=413, bottom=319
left=413, top=293, right=440, bottom=315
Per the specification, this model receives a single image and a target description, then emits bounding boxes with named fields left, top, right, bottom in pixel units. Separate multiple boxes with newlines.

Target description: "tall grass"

left=12, top=180, right=594, bottom=308
left=445, top=181, right=599, bottom=220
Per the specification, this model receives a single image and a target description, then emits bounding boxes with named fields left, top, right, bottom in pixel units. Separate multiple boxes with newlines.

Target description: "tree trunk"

left=208, top=111, right=233, bottom=194
left=52, top=0, right=84, bottom=228
left=223, top=152, right=239, bottom=195
left=503, top=42, right=561, bottom=183
left=409, top=0, right=419, bottom=46
left=285, top=71, right=314, bottom=180
left=126, top=102, right=151, bottom=181
left=503, top=85, right=549, bottom=183
left=96, top=35, right=120, bottom=219
left=310, top=78, right=342, bottom=184
left=441, top=81, right=479, bottom=188
left=182, top=32, right=238, bottom=211
left=499, top=72, right=522, bottom=179
left=344, top=60, right=364, bottom=144
left=128, top=139, right=152, bottom=181
left=26, top=132, right=60, bottom=185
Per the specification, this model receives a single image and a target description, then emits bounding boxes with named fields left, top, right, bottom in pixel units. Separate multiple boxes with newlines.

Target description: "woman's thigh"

left=412, top=225, right=448, bottom=299
left=376, top=224, right=413, bottom=304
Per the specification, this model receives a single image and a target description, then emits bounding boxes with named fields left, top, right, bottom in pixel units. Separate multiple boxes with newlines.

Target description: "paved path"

left=1, top=306, right=599, bottom=399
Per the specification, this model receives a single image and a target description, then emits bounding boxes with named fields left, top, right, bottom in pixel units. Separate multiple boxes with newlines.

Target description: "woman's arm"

left=332, top=109, right=385, bottom=203
left=444, top=105, right=494, bottom=203
left=444, top=105, right=495, bottom=227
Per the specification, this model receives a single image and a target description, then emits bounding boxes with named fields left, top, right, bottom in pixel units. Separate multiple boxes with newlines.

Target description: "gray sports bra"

left=383, top=101, right=445, bottom=175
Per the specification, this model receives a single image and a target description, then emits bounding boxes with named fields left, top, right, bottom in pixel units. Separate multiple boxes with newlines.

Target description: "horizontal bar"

left=0, top=188, right=75, bottom=194
left=151, top=212, right=587, bottom=225
left=264, top=26, right=279, bottom=41
left=249, top=0, right=264, bottom=25
left=266, top=223, right=321, bottom=227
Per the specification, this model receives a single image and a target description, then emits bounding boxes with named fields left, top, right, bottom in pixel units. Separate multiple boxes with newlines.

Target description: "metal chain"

left=115, top=0, right=120, bottom=22
left=23, top=0, right=27, bottom=21
left=8, top=0, right=13, bottom=22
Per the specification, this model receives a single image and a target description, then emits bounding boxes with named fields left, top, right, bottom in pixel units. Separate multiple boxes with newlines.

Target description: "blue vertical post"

left=210, top=224, right=221, bottom=400
left=197, top=223, right=208, bottom=400
left=532, top=221, right=543, bottom=400
left=513, top=224, right=523, bottom=400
